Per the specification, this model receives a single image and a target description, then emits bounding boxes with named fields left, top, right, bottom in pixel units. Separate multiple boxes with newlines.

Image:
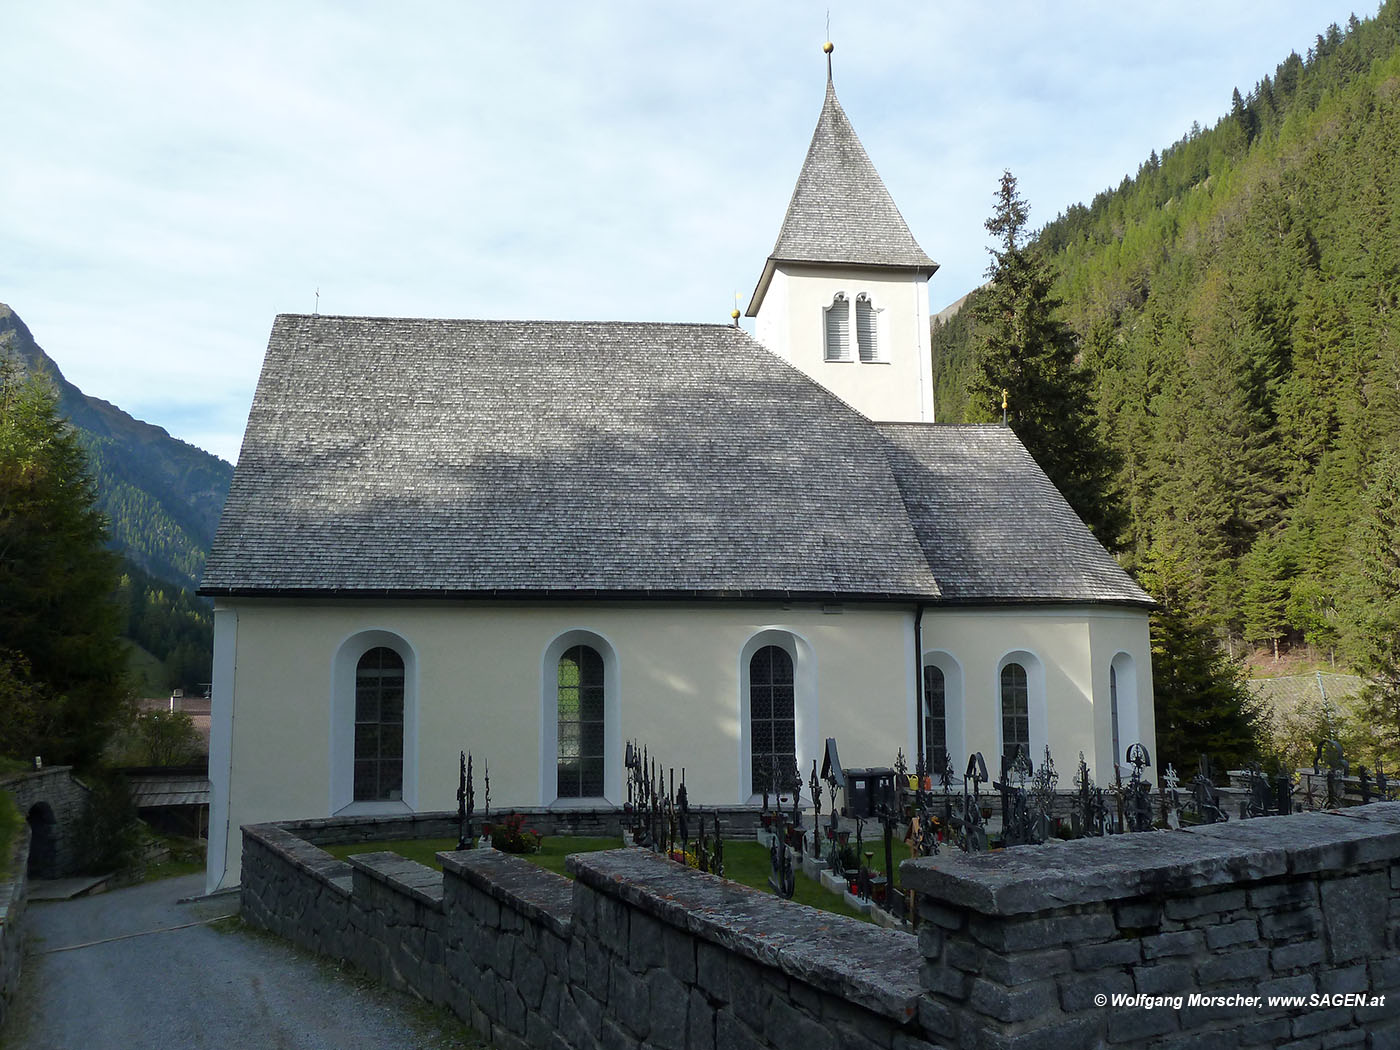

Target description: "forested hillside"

left=0, top=304, right=232, bottom=591
left=932, top=3, right=1400, bottom=683
left=1, top=304, right=228, bottom=693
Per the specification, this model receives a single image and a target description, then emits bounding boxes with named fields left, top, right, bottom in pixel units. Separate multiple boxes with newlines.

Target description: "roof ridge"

left=277, top=314, right=747, bottom=331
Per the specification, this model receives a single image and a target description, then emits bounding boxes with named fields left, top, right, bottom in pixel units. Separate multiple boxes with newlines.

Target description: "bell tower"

left=746, top=45, right=938, bottom=423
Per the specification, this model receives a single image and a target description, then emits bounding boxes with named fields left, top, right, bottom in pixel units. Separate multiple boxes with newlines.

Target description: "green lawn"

left=322, top=834, right=873, bottom=922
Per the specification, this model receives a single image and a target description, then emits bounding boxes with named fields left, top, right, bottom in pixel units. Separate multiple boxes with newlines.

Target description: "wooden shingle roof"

left=202, top=315, right=1150, bottom=609
left=879, top=424, right=1152, bottom=605
left=747, top=78, right=937, bottom=315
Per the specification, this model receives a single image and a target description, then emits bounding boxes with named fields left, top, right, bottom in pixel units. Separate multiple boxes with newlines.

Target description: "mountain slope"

left=931, top=2, right=1400, bottom=672
left=0, top=303, right=233, bottom=590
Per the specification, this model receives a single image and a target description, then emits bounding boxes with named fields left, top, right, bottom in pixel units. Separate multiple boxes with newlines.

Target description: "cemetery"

left=236, top=739, right=1400, bottom=1049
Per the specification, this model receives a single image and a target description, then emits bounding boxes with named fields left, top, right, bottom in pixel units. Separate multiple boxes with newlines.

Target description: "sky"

left=3, top=1, right=1377, bottom=464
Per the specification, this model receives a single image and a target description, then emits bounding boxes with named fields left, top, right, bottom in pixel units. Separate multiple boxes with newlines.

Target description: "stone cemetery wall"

left=0, top=820, right=31, bottom=1036
left=902, top=802, right=1400, bottom=1049
left=241, top=820, right=934, bottom=1049
left=243, top=803, right=1400, bottom=1050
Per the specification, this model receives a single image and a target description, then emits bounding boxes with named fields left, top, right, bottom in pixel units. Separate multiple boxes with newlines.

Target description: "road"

left=5, top=874, right=483, bottom=1050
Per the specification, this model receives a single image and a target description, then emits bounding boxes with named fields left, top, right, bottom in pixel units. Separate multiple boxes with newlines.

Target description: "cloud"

left=0, top=0, right=1367, bottom=458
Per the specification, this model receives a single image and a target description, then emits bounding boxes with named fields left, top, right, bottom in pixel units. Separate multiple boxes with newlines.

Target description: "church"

left=200, top=56, right=1155, bottom=892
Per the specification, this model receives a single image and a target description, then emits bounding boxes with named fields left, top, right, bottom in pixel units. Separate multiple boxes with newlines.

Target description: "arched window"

left=1109, top=652, right=1139, bottom=774
left=1110, top=664, right=1121, bottom=768
left=824, top=293, right=851, bottom=362
left=856, top=293, right=880, bottom=362
left=749, top=644, right=796, bottom=795
left=355, top=646, right=405, bottom=802
left=923, top=664, right=948, bottom=776
left=1000, top=662, right=1030, bottom=771
left=557, top=644, right=605, bottom=798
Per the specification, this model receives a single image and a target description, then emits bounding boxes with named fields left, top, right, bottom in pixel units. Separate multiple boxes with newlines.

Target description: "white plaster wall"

left=208, top=599, right=914, bottom=889
left=208, top=598, right=1154, bottom=889
left=921, top=607, right=1154, bottom=782
left=753, top=263, right=935, bottom=423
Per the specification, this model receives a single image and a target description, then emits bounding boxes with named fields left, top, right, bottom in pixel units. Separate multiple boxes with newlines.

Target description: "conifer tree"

left=1340, top=453, right=1400, bottom=764
left=1140, top=547, right=1261, bottom=773
left=971, top=171, right=1124, bottom=545
left=0, top=358, right=129, bottom=766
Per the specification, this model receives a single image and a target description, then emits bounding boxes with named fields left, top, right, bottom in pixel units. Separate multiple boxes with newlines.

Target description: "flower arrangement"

left=486, top=811, right=542, bottom=854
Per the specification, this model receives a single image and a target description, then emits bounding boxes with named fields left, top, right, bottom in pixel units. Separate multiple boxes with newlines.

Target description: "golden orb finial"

left=730, top=308, right=740, bottom=320
left=823, top=41, right=834, bottom=54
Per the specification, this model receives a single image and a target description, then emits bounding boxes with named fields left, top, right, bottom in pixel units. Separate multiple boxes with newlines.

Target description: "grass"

left=0, top=756, right=32, bottom=776
left=142, top=833, right=208, bottom=883
left=720, top=841, right=874, bottom=923
left=0, top=790, right=20, bottom=881
left=323, top=834, right=874, bottom=923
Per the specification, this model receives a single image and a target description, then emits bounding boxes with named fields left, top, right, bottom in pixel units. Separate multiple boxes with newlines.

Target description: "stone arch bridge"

left=1, top=767, right=90, bottom=879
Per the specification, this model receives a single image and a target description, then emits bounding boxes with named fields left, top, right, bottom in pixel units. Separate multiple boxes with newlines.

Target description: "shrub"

left=486, top=812, right=542, bottom=854
left=73, top=772, right=146, bottom=874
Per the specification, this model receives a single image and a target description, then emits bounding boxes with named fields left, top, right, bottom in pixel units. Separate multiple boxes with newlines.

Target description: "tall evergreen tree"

left=971, top=171, right=1125, bottom=545
left=0, top=358, right=129, bottom=766
left=1140, top=547, right=1262, bottom=773
left=1340, top=453, right=1400, bottom=764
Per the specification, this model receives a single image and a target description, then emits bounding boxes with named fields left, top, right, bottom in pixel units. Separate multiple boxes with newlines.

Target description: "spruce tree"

left=1340, top=453, right=1400, bottom=765
left=0, top=358, right=128, bottom=766
left=1140, top=546, right=1262, bottom=773
left=971, top=171, right=1124, bottom=545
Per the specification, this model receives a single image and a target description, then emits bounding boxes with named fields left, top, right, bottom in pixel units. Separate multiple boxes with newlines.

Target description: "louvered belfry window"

left=750, top=645, right=796, bottom=795
left=354, top=647, right=405, bottom=801
left=824, top=293, right=851, bottom=361
left=856, top=294, right=879, bottom=361
left=1000, top=662, right=1030, bottom=771
left=558, top=645, right=605, bottom=798
left=924, top=664, right=948, bottom=777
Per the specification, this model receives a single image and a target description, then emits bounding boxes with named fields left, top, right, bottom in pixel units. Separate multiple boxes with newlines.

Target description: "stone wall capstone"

left=241, top=820, right=936, bottom=1049
left=241, top=803, right=1400, bottom=1050
left=901, top=802, right=1400, bottom=1050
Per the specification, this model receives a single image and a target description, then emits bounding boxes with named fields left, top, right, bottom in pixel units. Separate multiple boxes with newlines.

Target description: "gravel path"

left=7, top=874, right=483, bottom=1050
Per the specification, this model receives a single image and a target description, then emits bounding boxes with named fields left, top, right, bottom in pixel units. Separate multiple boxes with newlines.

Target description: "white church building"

left=200, top=62, right=1155, bottom=892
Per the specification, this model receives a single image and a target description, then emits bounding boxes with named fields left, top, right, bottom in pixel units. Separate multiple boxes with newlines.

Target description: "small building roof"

left=747, top=78, right=937, bottom=316
left=202, top=315, right=1151, bottom=610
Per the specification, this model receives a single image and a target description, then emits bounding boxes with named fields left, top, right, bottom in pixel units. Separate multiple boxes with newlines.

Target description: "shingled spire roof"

left=747, top=71, right=937, bottom=315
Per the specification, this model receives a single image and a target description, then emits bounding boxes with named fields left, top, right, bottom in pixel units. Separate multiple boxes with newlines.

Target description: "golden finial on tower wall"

left=1001, top=388, right=1009, bottom=426
left=823, top=39, right=834, bottom=80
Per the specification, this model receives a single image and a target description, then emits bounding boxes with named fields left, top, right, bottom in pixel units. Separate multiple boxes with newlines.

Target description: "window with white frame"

left=824, top=293, right=852, bottom=361
left=856, top=293, right=881, bottom=362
